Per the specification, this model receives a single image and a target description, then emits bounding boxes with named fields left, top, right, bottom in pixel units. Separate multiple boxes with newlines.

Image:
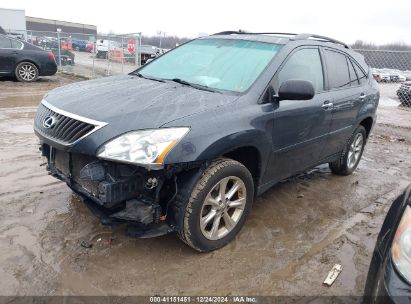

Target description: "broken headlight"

left=392, top=205, right=411, bottom=283
left=97, top=128, right=189, bottom=167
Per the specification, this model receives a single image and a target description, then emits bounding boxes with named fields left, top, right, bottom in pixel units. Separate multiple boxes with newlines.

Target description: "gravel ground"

left=0, top=74, right=410, bottom=298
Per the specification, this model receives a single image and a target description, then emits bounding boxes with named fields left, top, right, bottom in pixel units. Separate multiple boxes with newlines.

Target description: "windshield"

left=137, top=38, right=282, bottom=93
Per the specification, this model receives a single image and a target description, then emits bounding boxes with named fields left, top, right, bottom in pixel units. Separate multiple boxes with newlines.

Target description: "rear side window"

left=347, top=59, right=359, bottom=86
left=11, top=39, right=23, bottom=49
left=352, top=60, right=368, bottom=85
left=324, top=50, right=350, bottom=89
left=277, top=48, right=324, bottom=93
left=0, top=36, right=12, bottom=48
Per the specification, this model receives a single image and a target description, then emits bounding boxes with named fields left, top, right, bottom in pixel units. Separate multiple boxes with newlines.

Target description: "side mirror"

left=278, top=79, right=315, bottom=101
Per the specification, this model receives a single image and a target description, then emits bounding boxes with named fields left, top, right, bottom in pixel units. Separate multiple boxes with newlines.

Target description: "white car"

left=377, top=69, right=390, bottom=82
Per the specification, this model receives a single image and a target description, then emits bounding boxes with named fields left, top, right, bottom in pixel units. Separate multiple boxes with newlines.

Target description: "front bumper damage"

left=40, top=143, right=199, bottom=238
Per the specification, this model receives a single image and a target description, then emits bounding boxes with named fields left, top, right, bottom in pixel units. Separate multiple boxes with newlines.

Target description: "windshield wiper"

left=134, top=72, right=165, bottom=83
left=170, top=78, right=221, bottom=93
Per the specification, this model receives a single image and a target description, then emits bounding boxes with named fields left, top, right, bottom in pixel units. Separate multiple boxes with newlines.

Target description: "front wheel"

left=329, top=125, right=366, bottom=175
left=175, top=158, right=254, bottom=252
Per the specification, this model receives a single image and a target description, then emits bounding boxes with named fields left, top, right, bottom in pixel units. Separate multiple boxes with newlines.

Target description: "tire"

left=174, top=158, right=254, bottom=252
left=329, top=125, right=367, bottom=176
left=15, top=62, right=39, bottom=82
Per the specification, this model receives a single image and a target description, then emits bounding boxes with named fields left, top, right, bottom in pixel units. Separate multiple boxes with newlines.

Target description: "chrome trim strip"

left=35, top=99, right=108, bottom=146
left=41, top=99, right=107, bottom=127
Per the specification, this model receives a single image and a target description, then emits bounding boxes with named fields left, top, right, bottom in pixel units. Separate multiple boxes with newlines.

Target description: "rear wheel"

left=329, top=125, right=366, bottom=175
left=175, top=158, right=254, bottom=252
left=15, top=62, right=39, bottom=82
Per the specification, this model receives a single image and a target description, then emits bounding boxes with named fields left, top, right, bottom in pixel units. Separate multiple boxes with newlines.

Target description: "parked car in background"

left=379, top=69, right=391, bottom=82
left=397, top=71, right=406, bottom=82
left=364, top=185, right=411, bottom=303
left=51, top=49, right=75, bottom=66
left=34, top=31, right=379, bottom=252
left=397, top=82, right=411, bottom=106
left=85, top=42, right=94, bottom=53
left=404, top=71, right=411, bottom=81
left=372, top=69, right=381, bottom=82
left=140, top=45, right=159, bottom=64
left=0, top=34, right=57, bottom=82
left=71, top=39, right=88, bottom=52
left=390, top=70, right=400, bottom=82
left=96, top=39, right=121, bottom=58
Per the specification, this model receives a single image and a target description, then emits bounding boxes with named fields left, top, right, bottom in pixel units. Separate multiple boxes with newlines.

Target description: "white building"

left=0, top=8, right=26, bottom=35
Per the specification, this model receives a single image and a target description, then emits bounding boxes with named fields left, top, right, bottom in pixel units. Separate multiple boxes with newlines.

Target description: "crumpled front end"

left=33, top=100, right=202, bottom=238
left=40, top=142, right=180, bottom=237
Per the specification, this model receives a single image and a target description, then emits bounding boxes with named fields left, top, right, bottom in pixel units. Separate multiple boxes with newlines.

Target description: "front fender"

left=164, top=129, right=271, bottom=166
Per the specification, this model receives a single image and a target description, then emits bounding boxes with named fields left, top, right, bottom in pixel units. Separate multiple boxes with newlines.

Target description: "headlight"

left=392, top=205, right=411, bottom=283
left=97, top=128, right=189, bottom=167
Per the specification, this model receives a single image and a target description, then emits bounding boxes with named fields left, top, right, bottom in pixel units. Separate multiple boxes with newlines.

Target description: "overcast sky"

left=2, top=0, right=411, bottom=44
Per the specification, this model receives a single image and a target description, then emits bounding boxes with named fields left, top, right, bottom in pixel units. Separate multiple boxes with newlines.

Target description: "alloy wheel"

left=18, top=64, right=37, bottom=81
left=347, top=133, right=364, bottom=169
left=200, top=176, right=246, bottom=240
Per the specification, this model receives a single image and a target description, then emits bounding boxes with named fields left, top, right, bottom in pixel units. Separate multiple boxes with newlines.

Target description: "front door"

left=0, top=36, right=15, bottom=74
left=265, top=47, right=333, bottom=182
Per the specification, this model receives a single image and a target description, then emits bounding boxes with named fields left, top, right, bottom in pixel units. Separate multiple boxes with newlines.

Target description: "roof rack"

left=212, top=31, right=298, bottom=37
left=211, top=31, right=350, bottom=49
left=291, top=33, right=350, bottom=49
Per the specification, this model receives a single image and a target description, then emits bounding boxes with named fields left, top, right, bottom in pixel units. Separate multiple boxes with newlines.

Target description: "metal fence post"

left=106, top=38, right=111, bottom=76
left=139, top=34, right=142, bottom=67
left=121, top=36, right=124, bottom=74
left=57, top=29, right=62, bottom=70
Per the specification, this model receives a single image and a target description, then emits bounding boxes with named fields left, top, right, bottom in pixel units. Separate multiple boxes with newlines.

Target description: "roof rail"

left=291, top=33, right=350, bottom=49
left=212, top=30, right=247, bottom=35
left=211, top=31, right=350, bottom=49
left=212, top=31, right=298, bottom=37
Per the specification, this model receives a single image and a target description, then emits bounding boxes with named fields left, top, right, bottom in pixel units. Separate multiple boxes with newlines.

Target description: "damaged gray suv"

left=34, top=31, right=379, bottom=252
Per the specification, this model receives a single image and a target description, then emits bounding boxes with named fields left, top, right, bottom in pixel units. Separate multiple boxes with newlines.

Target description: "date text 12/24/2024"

left=149, top=296, right=257, bottom=303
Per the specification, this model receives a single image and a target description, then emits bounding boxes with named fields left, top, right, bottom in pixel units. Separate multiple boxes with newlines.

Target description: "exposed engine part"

left=98, top=180, right=142, bottom=207
left=163, top=175, right=178, bottom=219
left=80, top=161, right=105, bottom=181
left=145, top=177, right=158, bottom=189
left=110, top=199, right=161, bottom=224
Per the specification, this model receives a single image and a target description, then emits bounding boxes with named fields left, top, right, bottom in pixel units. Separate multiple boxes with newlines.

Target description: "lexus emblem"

left=43, top=116, right=57, bottom=129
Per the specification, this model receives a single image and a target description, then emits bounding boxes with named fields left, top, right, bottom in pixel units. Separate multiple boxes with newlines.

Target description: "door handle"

left=359, top=93, right=367, bottom=100
left=322, top=101, right=334, bottom=110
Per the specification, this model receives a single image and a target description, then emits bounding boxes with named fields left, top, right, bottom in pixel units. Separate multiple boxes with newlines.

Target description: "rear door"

left=265, top=47, right=334, bottom=182
left=322, top=48, right=367, bottom=155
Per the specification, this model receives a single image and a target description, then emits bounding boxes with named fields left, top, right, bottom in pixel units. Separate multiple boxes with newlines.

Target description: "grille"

left=34, top=103, right=101, bottom=145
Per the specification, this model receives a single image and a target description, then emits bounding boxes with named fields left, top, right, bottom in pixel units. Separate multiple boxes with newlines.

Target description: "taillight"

left=49, top=52, right=56, bottom=62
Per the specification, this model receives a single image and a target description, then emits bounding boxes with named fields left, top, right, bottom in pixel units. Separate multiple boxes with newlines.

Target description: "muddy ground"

left=0, top=75, right=410, bottom=298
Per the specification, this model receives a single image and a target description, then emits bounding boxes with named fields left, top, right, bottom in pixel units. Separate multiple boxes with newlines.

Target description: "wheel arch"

left=359, top=116, right=374, bottom=138
left=222, top=146, right=261, bottom=197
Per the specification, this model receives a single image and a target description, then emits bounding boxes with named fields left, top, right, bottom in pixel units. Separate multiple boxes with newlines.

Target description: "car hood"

left=44, top=75, right=238, bottom=129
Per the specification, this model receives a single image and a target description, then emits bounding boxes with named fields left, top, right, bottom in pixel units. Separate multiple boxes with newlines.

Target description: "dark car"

left=0, top=34, right=57, bottom=82
left=364, top=185, right=411, bottom=304
left=33, top=31, right=379, bottom=252
left=397, top=82, right=411, bottom=106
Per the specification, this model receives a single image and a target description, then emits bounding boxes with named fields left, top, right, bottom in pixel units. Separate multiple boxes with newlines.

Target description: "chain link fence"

left=355, top=49, right=411, bottom=107
left=5, top=29, right=147, bottom=77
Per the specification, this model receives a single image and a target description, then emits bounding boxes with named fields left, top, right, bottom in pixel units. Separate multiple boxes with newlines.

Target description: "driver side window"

left=275, top=48, right=324, bottom=93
